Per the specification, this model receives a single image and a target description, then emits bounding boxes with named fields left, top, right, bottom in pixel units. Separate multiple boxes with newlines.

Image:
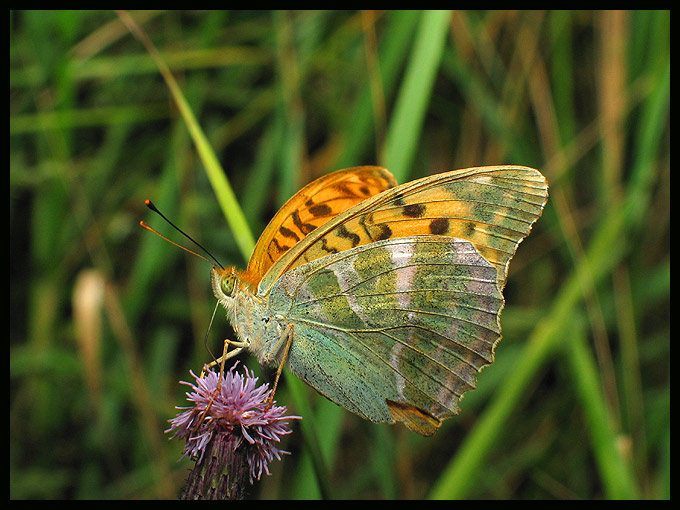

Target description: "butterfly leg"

left=191, top=339, right=249, bottom=436
left=267, top=324, right=294, bottom=409
left=200, top=339, right=249, bottom=377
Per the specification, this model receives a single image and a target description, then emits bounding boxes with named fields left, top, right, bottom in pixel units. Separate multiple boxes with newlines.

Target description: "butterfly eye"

left=220, top=274, right=235, bottom=296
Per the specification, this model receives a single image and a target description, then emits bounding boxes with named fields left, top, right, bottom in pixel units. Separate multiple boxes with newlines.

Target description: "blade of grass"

left=116, top=10, right=255, bottom=260
left=565, top=317, right=638, bottom=499
left=335, top=9, right=419, bottom=169
left=382, top=10, right=451, bottom=181
left=625, top=58, right=670, bottom=229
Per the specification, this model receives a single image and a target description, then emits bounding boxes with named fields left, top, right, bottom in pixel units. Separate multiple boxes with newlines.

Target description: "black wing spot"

left=464, top=221, right=476, bottom=237
left=279, top=226, right=300, bottom=241
left=403, top=203, right=426, bottom=218
left=309, top=203, right=332, bottom=217
left=429, top=218, right=450, bottom=235
left=376, top=224, right=393, bottom=240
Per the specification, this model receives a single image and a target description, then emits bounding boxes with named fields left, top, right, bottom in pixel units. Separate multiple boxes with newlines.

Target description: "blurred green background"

left=10, top=10, right=669, bottom=499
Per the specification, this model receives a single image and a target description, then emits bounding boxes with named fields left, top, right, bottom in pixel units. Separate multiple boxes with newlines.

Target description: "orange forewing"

left=259, top=166, right=548, bottom=294
left=246, top=166, right=397, bottom=282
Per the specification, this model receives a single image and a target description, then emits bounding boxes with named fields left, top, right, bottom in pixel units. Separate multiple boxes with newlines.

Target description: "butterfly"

left=211, top=165, right=548, bottom=436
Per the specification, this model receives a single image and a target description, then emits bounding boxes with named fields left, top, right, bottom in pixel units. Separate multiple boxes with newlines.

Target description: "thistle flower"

left=167, top=364, right=300, bottom=499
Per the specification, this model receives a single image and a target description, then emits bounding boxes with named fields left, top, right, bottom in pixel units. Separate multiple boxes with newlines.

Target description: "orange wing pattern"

left=246, top=166, right=397, bottom=282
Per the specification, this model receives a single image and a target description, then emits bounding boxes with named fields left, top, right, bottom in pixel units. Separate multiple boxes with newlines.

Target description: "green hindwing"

left=267, top=236, right=504, bottom=435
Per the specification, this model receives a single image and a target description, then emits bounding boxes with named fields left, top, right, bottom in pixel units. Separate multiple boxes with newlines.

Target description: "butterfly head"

left=211, top=266, right=238, bottom=310
left=211, top=266, right=260, bottom=311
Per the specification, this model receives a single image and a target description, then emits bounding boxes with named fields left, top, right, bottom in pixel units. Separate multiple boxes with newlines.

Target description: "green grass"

left=10, top=10, right=669, bottom=499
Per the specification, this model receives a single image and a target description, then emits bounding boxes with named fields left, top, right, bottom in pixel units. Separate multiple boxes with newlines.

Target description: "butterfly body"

left=211, top=166, right=548, bottom=435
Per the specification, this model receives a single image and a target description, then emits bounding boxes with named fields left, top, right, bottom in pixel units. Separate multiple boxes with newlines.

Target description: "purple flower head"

left=167, top=364, right=300, bottom=498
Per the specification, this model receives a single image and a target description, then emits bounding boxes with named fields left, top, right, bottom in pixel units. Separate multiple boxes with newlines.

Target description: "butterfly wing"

left=268, top=236, right=504, bottom=436
left=259, top=166, right=548, bottom=294
left=246, top=166, right=397, bottom=282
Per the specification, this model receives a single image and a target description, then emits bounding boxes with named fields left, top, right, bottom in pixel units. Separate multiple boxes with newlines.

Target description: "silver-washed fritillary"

left=211, top=165, right=548, bottom=436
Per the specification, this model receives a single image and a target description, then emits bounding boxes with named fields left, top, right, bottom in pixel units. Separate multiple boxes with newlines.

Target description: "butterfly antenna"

left=142, top=199, right=224, bottom=269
